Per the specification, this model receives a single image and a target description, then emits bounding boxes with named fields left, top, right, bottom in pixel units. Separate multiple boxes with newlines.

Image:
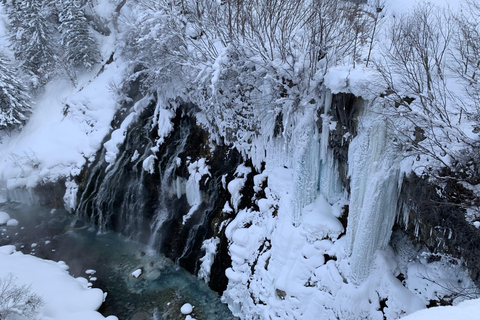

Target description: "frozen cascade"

left=292, top=89, right=333, bottom=225
left=346, top=102, right=401, bottom=283
left=292, top=119, right=321, bottom=225
left=319, top=148, right=343, bottom=204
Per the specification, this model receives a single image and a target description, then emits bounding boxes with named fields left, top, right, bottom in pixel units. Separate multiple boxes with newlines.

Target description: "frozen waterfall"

left=346, top=102, right=401, bottom=283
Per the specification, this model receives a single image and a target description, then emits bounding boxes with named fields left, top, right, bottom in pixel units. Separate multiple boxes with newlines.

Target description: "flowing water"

left=0, top=203, right=236, bottom=320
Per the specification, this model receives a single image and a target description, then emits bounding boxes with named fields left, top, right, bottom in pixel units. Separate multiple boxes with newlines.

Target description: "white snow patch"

left=142, top=155, right=157, bottom=174
left=180, top=303, right=193, bottom=315
left=324, top=65, right=385, bottom=101
left=400, top=298, right=480, bottom=320
left=198, top=237, right=220, bottom=283
left=0, top=211, right=10, bottom=225
left=0, top=246, right=117, bottom=320
left=64, top=179, right=79, bottom=212
left=227, top=164, right=251, bottom=212
left=183, top=158, right=210, bottom=224
left=131, top=269, right=142, bottom=279
left=152, top=98, right=175, bottom=146
left=300, top=196, right=344, bottom=242
left=6, top=219, right=18, bottom=227
left=104, top=95, right=153, bottom=171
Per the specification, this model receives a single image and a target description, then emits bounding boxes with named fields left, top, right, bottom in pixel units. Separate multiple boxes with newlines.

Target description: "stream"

left=0, top=202, right=236, bottom=320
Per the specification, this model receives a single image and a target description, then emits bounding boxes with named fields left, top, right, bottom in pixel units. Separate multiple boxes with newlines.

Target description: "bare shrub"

left=0, top=274, right=44, bottom=319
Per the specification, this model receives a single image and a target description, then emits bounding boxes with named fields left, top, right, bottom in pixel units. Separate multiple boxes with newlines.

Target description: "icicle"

left=318, top=149, right=343, bottom=204
left=320, top=89, right=333, bottom=163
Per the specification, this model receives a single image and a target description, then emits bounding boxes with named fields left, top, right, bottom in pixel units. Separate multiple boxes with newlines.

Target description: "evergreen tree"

left=0, top=54, right=32, bottom=130
left=59, top=0, right=100, bottom=71
left=7, top=0, right=57, bottom=86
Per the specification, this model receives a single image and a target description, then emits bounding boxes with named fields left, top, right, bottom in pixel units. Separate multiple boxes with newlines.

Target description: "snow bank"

left=400, top=298, right=480, bottom=320
left=0, top=245, right=117, bottom=320
left=0, top=0, right=122, bottom=192
left=0, top=56, right=125, bottom=190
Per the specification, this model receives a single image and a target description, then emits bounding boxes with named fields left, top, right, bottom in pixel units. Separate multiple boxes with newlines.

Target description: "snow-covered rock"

left=180, top=303, right=193, bottom=315
left=0, top=211, right=10, bottom=225
left=6, top=219, right=18, bottom=227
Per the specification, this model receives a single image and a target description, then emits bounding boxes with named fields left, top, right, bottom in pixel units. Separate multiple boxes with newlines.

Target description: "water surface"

left=0, top=203, right=236, bottom=320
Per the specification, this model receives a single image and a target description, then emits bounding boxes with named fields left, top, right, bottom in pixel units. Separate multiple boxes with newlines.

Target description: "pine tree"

left=0, top=54, right=32, bottom=130
left=7, top=0, right=57, bottom=86
left=59, top=0, right=100, bottom=71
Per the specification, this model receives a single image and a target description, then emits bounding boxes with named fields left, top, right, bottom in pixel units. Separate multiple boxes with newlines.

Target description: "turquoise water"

left=0, top=203, right=236, bottom=320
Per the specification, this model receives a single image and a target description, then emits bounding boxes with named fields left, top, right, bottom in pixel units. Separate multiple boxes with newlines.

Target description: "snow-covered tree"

left=0, top=53, right=32, bottom=130
left=59, top=0, right=100, bottom=71
left=7, top=0, right=57, bottom=86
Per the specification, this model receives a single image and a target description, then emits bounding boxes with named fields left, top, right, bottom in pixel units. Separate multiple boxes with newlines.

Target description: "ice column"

left=346, top=102, right=400, bottom=283
left=291, top=89, right=342, bottom=224
left=292, top=120, right=320, bottom=224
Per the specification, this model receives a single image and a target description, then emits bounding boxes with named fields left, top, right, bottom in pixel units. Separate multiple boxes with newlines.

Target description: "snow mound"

left=180, top=303, right=193, bottom=315
left=0, top=211, right=10, bottom=225
left=301, top=195, right=344, bottom=242
left=6, top=218, right=18, bottom=227
left=0, top=246, right=117, bottom=320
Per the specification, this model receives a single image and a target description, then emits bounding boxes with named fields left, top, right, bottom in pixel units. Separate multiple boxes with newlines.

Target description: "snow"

left=324, top=65, right=385, bottom=101
left=0, top=0, right=122, bottom=192
left=0, top=0, right=478, bottom=319
left=152, top=97, right=175, bottom=146
left=400, top=298, right=480, bottom=320
left=0, top=245, right=117, bottom=320
left=63, top=179, right=78, bottom=213
left=142, top=155, right=157, bottom=174
left=131, top=269, right=142, bottom=279
left=183, top=158, right=210, bottom=224
left=180, top=303, right=193, bottom=315
left=198, top=237, right=220, bottom=283
left=227, top=164, right=251, bottom=212
left=0, top=211, right=10, bottom=224
left=300, top=196, right=344, bottom=242
left=6, top=219, right=18, bottom=227
left=0, top=57, right=125, bottom=190
left=104, top=95, right=153, bottom=171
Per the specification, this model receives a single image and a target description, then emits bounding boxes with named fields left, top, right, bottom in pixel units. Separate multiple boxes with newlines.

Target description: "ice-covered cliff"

left=1, top=0, right=480, bottom=319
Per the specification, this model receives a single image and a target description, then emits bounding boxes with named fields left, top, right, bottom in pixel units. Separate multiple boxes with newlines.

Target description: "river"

left=0, top=202, right=237, bottom=320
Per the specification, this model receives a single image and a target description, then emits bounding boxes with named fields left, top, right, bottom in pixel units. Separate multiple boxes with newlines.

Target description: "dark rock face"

left=74, top=90, right=245, bottom=294
left=327, top=93, right=362, bottom=193
left=398, top=174, right=480, bottom=285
